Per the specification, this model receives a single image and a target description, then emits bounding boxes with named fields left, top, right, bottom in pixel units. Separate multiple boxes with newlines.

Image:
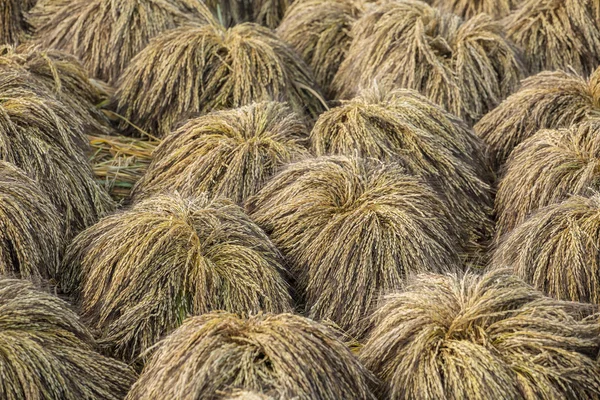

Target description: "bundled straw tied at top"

left=277, top=0, right=364, bottom=98
left=506, top=0, right=600, bottom=76
left=126, top=312, right=378, bottom=400
left=247, top=156, right=462, bottom=337
left=62, top=193, right=293, bottom=362
left=424, top=0, right=522, bottom=19
left=475, top=66, right=600, bottom=171
left=360, top=268, right=600, bottom=400
left=495, top=121, right=600, bottom=239
left=116, top=22, right=326, bottom=137
left=133, top=102, right=310, bottom=204
left=492, top=193, right=600, bottom=306
left=31, top=0, right=214, bottom=84
left=0, top=277, right=137, bottom=400
left=310, top=87, right=492, bottom=258
left=0, top=161, right=62, bottom=282
left=332, top=0, right=524, bottom=125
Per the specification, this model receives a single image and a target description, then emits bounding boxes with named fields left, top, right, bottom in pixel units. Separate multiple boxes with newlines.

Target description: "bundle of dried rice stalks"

left=492, top=193, right=600, bottom=306
left=205, top=0, right=290, bottom=28
left=133, top=102, right=309, bottom=204
left=116, top=23, right=326, bottom=137
left=126, top=312, right=377, bottom=399
left=506, top=0, right=600, bottom=76
left=310, top=87, right=492, bottom=258
left=63, top=193, right=292, bottom=362
left=361, top=268, right=600, bottom=399
left=223, top=391, right=273, bottom=400
left=332, top=0, right=523, bottom=125
left=0, top=0, right=29, bottom=45
left=0, top=276, right=137, bottom=400
left=426, top=0, right=522, bottom=19
left=0, top=44, right=112, bottom=135
left=252, top=0, right=291, bottom=28
left=0, top=72, right=115, bottom=237
left=475, top=67, right=600, bottom=170
left=277, top=0, right=363, bottom=97
left=495, top=121, right=600, bottom=239
left=89, top=134, right=157, bottom=201
left=0, top=161, right=61, bottom=281
left=31, top=0, right=214, bottom=83
left=247, top=156, right=461, bottom=337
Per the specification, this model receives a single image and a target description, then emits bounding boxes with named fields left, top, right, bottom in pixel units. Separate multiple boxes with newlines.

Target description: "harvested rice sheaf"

left=495, top=121, right=600, bottom=239
left=361, top=268, right=600, bottom=400
left=492, top=193, right=600, bottom=306
left=126, top=312, right=377, bottom=400
left=506, top=0, right=600, bottom=75
left=277, top=0, right=364, bottom=98
left=475, top=66, right=600, bottom=171
left=0, top=277, right=137, bottom=400
left=332, top=0, right=523, bottom=124
left=247, top=156, right=461, bottom=337
left=310, top=88, right=492, bottom=258
left=133, top=102, right=310, bottom=204
left=205, top=0, right=290, bottom=28
left=426, top=0, right=522, bottom=19
left=0, top=161, right=61, bottom=281
left=31, top=0, right=214, bottom=83
left=63, top=193, right=293, bottom=362
left=116, top=22, right=326, bottom=137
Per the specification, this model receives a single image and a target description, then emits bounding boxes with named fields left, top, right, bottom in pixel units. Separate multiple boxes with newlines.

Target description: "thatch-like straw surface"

left=495, top=121, right=600, bottom=239
left=361, top=268, right=600, bottom=399
left=126, top=312, right=377, bottom=399
left=475, top=67, right=600, bottom=170
left=506, top=0, right=600, bottom=75
left=116, top=22, right=326, bottom=137
left=0, top=0, right=28, bottom=45
left=31, top=0, right=213, bottom=83
left=133, top=102, right=309, bottom=204
left=247, top=156, right=461, bottom=336
left=310, top=88, right=492, bottom=257
left=63, top=193, right=292, bottom=362
left=426, top=0, right=522, bottom=19
left=0, top=161, right=61, bottom=281
left=492, top=193, right=600, bottom=306
left=277, top=0, right=363, bottom=98
left=205, top=0, right=290, bottom=28
left=0, top=276, right=137, bottom=399
left=332, top=0, right=523, bottom=124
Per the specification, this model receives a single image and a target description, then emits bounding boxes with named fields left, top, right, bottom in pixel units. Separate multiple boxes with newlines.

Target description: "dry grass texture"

left=247, top=156, right=461, bottom=337
left=310, top=88, right=492, bottom=257
left=133, top=102, right=309, bottom=204
left=205, top=0, right=290, bottom=28
left=1, top=0, right=28, bottom=45
left=506, top=0, right=600, bottom=75
left=0, top=161, right=61, bottom=281
left=361, top=268, right=600, bottom=399
left=332, top=0, right=523, bottom=124
left=0, top=72, right=115, bottom=237
left=0, top=277, right=137, bottom=400
left=277, top=0, right=364, bottom=98
left=31, top=0, right=213, bottom=83
left=495, top=121, right=600, bottom=239
left=492, top=193, right=600, bottom=306
left=126, top=312, right=377, bottom=399
left=63, top=193, right=292, bottom=362
left=116, top=23, right=326, bottom=137
left=475, top=67, right=600, bottom=170
left=426, top=0, right=522, bottom=19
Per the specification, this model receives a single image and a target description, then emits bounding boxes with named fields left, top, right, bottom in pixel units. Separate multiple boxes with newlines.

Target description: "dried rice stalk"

left=0, top=0, right=29, bottom=45
left=427, top=0, right=522, bottom=19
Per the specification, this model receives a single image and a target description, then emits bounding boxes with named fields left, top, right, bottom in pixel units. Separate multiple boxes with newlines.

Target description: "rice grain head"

left=133, top=102, right=310, bottom=204
left=126, top=312, right=377, bottom=400
left=425, top=0, right=522, bottom=19
left=506, top=0, right=600, bottom=76
left=492, top=193, right=600, bottom=306
left=277, top=0, right=364, bottom=98
left=31, top=0, right=214, bottom=83
left=475, top=66, right=600, bottom=171
left=332, top=0, right=524, bottom=125
left=0, top=276, right=137, bottom=400
left=495, top=121, right=600, bottom=239
left=116, top=22, right=326, bottom=137
left=247, top=155, right=462, bottom=337
left=361, top=268, right=600, bottom=399
left=0, top=161, right=62, bottom=281
left=62, top=193, right=293, bottom=362
left=310, top=87, right=493, bottom=259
